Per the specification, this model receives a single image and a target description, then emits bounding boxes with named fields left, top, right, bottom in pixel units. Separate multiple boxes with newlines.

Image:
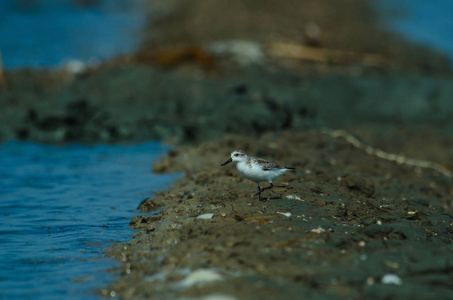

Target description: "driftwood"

left=267, top=43, right=386, bottom=67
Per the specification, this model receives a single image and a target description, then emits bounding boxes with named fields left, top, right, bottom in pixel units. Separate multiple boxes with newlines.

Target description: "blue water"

left=0, top=141, right=179, bottom=299
left=379, top=0, right=453, bottom=64
left=1, top=0, right=452, bottom=69
left=0, top=0, right=146, bottom=69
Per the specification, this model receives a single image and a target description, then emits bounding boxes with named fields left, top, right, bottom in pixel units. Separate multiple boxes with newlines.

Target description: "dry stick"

left=321, top=128, right=453, bottom=178
left=267, top=43, right=386, bottom=67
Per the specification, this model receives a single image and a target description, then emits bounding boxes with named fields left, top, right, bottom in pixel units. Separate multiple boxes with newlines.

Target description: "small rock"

left=197, top=213, right=214, bottom=220
left=381, top=273, right=402, bottom=285
left=179, top=269, right=224, bottom=288
left=286, top=195, right=302, bottom=201
left=277, top=212, right=292, bottom=217
left=311, top=227, right=325, bottom=234
left=137, top=197, right=163, bottom=213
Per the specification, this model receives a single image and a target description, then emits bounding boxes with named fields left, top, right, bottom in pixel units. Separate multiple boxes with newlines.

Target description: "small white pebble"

left=311, top=227, right=325, bottom=234
left=179, top=269, right=224, bottom=288
left=381, top=274, right=402, bottom=285
left=197, top=213, right=214, bottom=220
left=277, top=212, right=292, bottom=217
left=286, top=195, right=302, bottom=201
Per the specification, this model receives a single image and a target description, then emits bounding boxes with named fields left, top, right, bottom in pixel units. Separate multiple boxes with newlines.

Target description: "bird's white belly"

left=237, top=162, right=278, bottom=183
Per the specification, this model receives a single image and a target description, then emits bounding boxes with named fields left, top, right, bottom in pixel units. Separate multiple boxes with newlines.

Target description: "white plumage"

left=221, top=149, right=294, bottom=201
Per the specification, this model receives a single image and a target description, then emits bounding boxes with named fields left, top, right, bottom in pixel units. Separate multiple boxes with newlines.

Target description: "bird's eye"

left=234, top=153, right=239, bottom=157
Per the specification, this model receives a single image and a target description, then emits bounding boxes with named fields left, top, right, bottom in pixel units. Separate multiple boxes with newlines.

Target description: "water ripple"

left=0, top=141, right=179, bottom=299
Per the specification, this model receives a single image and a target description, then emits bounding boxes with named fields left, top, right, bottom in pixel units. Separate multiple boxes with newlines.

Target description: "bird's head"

left=221, top=149, right=247, bottom=166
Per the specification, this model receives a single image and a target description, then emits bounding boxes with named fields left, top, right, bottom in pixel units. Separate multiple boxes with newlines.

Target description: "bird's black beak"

left=221, top=158, right=232, bottom=166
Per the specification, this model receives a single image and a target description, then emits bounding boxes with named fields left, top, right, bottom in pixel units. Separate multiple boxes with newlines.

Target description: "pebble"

left=311, top=227, right=325, bottom=234
left=179, top=269, right=224, bottom=288
left=381, top=273, right=403, bottom=285
left=277, top=212, right=292, bottom=217
left=286, top=195, right=302, bottom=201
left=197, top=213, right=214, bottom=219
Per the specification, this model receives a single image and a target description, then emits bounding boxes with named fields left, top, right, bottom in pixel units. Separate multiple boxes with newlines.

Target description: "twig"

left=267, top=43, right=385, bottom=67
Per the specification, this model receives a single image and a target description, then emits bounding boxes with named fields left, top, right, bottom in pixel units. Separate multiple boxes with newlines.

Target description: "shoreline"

left=103, top=130, right=453, bottom=299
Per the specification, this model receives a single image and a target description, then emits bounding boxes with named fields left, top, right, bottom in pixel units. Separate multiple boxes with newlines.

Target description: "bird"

left=221, top=149, right=294, bottom=201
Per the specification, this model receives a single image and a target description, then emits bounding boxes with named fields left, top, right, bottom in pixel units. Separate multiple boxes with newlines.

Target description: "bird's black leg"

left=254, top=184, right=261, bottom=196
left=254, top=183, right=263, bottom=200
left=261, top=183, right=274, bottom=192
left=260, top=183, right=273, bottom=201
left=254, top=183, right=273, bottom=201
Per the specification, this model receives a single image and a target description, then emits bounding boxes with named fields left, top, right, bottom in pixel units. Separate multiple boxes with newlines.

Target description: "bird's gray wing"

left=255, top=158, right=282, bottom=170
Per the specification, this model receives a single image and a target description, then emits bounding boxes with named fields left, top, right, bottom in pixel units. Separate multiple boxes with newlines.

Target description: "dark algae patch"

left=3, top=68, right=453, bottom=144
left=103, top=132, right=453, bottom=299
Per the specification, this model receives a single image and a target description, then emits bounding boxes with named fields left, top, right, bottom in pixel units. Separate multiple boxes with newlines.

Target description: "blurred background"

left=0, top=0, right=452, bottom=71
left=0, top=0, right=146, bottom=69
left=1, top=0, right=452, bottom=144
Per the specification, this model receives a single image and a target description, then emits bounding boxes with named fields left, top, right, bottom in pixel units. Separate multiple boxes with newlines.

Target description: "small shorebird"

left=221, top=149, right=295, bottom=201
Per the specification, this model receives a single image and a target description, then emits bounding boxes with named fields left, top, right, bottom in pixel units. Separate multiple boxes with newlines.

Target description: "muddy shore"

left=1, top=0, right=453, bottom=299
left=2, top=67, right=453, bottom=146
left=103, top=131, right=453, bottom=299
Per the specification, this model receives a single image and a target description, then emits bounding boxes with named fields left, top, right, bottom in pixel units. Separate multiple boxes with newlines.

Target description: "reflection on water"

left=0, top=0, right=146, bottom=69
left=0, top=141, right=178, bottom=299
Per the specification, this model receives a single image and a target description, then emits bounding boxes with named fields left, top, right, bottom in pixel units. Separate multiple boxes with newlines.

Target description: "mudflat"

left=102, top=129, right=453, bottom=299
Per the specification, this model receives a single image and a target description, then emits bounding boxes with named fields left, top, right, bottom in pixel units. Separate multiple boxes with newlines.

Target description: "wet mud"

left=2, top=67, right=453, bottom=146
left=104, top=131, right=453, bottom=299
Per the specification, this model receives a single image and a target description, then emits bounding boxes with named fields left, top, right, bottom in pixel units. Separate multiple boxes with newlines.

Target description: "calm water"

left=0, top=141, right=178, bottom=299
left=0, top=0, right=146, bottom=69
left=1, top=0, right=452, bottom=69
left=379, top=0, right=453, bottom=63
